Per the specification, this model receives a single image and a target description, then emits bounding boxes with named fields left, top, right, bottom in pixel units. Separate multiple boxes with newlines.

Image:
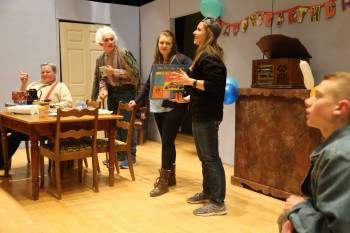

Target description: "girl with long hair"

left=129, top=30, right=192, bottom=197
left=172, top=18, right=227, bottom=216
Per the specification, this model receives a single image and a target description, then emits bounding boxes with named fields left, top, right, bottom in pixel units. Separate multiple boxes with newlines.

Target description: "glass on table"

left=75, top=100, right=87, bottom=110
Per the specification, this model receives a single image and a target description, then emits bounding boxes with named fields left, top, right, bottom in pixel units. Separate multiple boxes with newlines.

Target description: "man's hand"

left=19, top=71, right=29, bottom=91
left=105, top=65, right=115, bottom=78
left=20, top=71, right=29, bottom=84
left=128, top=100, right=136, bottom=109
left=281, top=220, right=293, bottom=233
left=284, top=195, right=306, bottom=212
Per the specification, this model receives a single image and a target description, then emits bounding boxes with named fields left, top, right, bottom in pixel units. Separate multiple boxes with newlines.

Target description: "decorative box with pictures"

left=150, top=64, right=188, bottom=99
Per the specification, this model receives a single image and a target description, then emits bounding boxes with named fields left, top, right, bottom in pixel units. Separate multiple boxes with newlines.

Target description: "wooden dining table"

left=0, top=111, right=122, bottom=200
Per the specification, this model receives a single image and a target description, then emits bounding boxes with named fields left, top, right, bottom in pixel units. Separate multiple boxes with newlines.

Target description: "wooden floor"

left=0, top=134, right=283, bottom=233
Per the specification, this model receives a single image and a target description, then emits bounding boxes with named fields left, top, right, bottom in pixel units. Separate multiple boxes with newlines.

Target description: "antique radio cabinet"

left=232, top=88, right=322, bottom=198
left=252, top=34, right=312, bottom=88
left=252, top=58, right=305, bottom=88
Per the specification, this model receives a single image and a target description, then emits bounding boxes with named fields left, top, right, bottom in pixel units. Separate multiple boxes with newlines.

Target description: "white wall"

left=110, top=4, right=140, bottom=62
left=170, top=0, right=199, bottom=18
left=55, top=0, right=111, bottom=25
left=0, top=0, right=57, bottom=105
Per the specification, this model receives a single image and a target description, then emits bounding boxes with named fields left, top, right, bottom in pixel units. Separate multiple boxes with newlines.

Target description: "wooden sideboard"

left=232, top=88, right=322, bottom=199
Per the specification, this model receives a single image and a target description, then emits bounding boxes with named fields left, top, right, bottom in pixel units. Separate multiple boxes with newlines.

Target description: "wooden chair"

left=85, top=100, right=103, bottom=172
left=86, top=99, right=120, bottom=173
left=96, top=101, right=136, bottom=181
left=24, top=141, right=31, bottom=164
left=39, top=108, right=99, bottom=199
left=134, top=106, right=148, bottom=145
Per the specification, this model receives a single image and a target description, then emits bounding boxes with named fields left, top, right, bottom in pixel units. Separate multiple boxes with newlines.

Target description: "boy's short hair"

left=323, top=72, right=350, bottom=101
left=323, top=72, right=350, bottom=123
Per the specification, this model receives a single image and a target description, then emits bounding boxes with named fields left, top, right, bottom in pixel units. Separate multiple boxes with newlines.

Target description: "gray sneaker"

left=187, top=192, right=210, bottom=204
left=193, top=202, right=227, bottom=217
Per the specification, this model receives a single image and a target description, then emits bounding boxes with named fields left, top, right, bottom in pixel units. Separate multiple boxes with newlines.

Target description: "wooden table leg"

left=108, top=120, right=116, bottom=186
left=30, top=137, right=40, bottom=200
left=1, top=129, right=10, bottom=177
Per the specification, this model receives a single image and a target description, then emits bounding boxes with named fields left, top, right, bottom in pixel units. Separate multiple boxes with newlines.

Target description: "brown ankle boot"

left=150, top=168, right=171, bottom=197
left=168, top=164, right=176, bottom=186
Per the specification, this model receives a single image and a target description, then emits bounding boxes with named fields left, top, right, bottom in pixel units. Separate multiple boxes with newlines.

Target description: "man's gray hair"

left=95, top=26, right=118, bottom=44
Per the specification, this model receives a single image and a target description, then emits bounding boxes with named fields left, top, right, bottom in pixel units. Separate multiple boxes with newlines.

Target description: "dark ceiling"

left=89, top=0, right=154, bottom=7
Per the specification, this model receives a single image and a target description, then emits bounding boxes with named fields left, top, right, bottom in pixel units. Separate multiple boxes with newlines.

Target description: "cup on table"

left=33, top=100, right=50, bottom=116
left=75, top=100, right=87, bottom=110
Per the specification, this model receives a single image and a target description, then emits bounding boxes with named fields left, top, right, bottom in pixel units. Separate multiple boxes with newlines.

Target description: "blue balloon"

left=226, top=76, right=238, bottom=86
left=200, top=0, right=222, bottom=19
left=224, top=79, right=238, bottom=105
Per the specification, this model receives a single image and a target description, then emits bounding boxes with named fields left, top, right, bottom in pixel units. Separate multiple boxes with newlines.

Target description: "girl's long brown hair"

left=154, top=30, right=179, bottom=64
left=190, top=18, right=223, bottom=70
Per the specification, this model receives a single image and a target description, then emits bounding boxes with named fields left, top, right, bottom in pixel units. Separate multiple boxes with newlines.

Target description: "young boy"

left=279, top=72, right=350, bottom=233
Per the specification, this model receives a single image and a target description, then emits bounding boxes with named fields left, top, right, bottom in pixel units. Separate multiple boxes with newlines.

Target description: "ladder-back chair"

left=39, top=108, right=99, bottom=199
left=96, top=101, right=136, bottom=181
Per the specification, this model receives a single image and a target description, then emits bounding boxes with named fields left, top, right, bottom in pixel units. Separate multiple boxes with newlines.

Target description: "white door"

left=60, top=22, right=105, bottom=103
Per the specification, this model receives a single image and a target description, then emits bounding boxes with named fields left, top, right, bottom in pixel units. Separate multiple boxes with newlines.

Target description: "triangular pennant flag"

left=256, top=12, right=264, bottom=26
left=249, top=14, right=257, bottom=27
left=265, top=12, right=273, bottom=27
left=296, top=7, right=308, bottom=23
left=233, top=23, right=240, bottom=35
left=277, top=13, right=284, bottom=26
left=241, top=18, right=249, bottom=32
left=310, top=5, right=321, bottom=22
left=288, top=8, right=298, bottom=23
left=223, top=25, right=231, bottom=36
left=326, top=0, right=336, bottom=18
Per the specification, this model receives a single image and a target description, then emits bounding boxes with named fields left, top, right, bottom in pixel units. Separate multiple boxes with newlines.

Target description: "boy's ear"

left=334, top=100, right=350, bottom=116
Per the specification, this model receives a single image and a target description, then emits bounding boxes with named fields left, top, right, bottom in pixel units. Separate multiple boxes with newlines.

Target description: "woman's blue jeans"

left=192, top=121, right=226, bottom=203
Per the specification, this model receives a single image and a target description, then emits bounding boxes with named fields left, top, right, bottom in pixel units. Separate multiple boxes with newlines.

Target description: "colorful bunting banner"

left=219, top=0, right=344, bottom=38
